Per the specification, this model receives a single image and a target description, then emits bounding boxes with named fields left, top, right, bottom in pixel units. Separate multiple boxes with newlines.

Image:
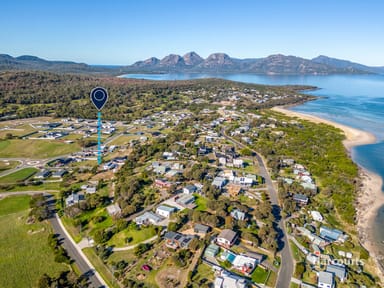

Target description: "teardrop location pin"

left=90, top=87, right=108, bottom=110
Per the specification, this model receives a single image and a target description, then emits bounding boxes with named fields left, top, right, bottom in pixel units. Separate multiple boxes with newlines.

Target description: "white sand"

left=272, top=106, right=384, bottom=280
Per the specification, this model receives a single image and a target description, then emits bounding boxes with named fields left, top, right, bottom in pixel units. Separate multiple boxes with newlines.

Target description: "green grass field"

left=0, top=182, right=61, bottom=192
left=251, top=266, right=269, bottom=284
left=0, top=167, right=38, bottom=184
left=108, top=226, right=157, bottom=247
left=0, top=195, right=67, bottom=288
left=0, top=139, right=80, bottom=158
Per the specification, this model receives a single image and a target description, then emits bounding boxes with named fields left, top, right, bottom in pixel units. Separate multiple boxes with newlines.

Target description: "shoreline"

left=272, top=106, right=384, bottom=279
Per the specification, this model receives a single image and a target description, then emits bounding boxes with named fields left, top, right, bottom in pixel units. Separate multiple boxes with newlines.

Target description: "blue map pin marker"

left=90, top=87, right=108, bottom=110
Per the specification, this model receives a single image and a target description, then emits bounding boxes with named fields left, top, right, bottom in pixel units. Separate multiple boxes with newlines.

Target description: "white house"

left=233, top=176, right=253, bottom=187
left=156, top=205, right=176, bottom=218
left=311, top=210, right=323, bottom=222
left=183, top=185, right=197, bottom=194
left=233, top=159, right=244, bottom=168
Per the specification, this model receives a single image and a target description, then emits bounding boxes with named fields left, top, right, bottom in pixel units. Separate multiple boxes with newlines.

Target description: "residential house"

left=175, top=194, right=196, bottom=208
left=85, top=186, right=97, bottom=194
left=232, top=254, right=257, bottom=275
left=318, top=271, right=334, bottom=288
left=154, top=165, right=169, bottom=174
left=293, top=194, right=309, bottom=205
left=212, top=176, right=227, bottom=189
left=204, top=243, right=219, bottom=258
left=326, top=264, right=347, bottom=282
left=34, top=169, right=51, bottom=179
left=183, top=185, right=197, bottom=194
left=52, top=169, right=67, bottom=178
left=233, top=158, right=244, bottom=168
left=217, top=229, right=238, bottom=248
left=233, top=176, right=253, bottom=187
left=230, top=209, right=246, bottom=221
left=155, top=179, right=173, bottom=189
left=194, top=223, right=211, bottom=234
left=214, top=271, right=247, bottom=288
left=306, top=253, right=319, bottom=265
left=106, top=203, right=121, bottom=216
left=164, top=231, right=194, bottom=249
left=311, top=211, right=323, bottom=222
left=320, top=226, right=347, bottom=243
left=134, top=212, right=163, bottom=226
left=103, top=162, right=117, bottom=171
left=65, top=193, right=84, bottom=207
left=156, top=205, right=176, bottom=218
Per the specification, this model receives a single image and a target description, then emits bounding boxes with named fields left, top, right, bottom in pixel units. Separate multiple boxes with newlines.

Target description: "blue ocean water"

left=122, top=73, right=384, bottom=245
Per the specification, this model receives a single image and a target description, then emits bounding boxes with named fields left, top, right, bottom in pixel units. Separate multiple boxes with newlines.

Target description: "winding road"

left=0, top=191, right=107, bottom=288
left=221, top=129, right=294, bottom=288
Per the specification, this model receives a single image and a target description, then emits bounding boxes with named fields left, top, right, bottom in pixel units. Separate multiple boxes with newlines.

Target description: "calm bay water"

left=122, top=73, right=384, bottom=245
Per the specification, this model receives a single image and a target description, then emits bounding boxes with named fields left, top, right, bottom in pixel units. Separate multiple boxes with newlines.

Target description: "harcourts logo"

left=319, top=257, right=365, bottom=266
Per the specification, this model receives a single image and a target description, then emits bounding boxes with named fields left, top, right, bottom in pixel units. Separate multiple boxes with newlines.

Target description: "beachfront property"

left=320, top=226, right=348, bottom=243
left=326, top=264, right=347, bottom=282
left=318, top=271, right=334, bottom=288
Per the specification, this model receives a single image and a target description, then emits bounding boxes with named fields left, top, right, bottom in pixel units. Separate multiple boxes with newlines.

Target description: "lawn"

left=290, top=240, right=306, bottom=262
left=0, top=167, right=38, bottom=184
left=108, top=226, right=157, bottom=247
left=0, top=181, right=61, bottom=192
left=83, top=248, right=120, bottom=288
left=0, top=195, right=31, bottom=216
left=251, top=266, right=269, bottom=284
left=0, top=195, right=67, bottom=288
left=0, top=139, right=80, bottom=158
left=0, top=160, right=19, bottom=172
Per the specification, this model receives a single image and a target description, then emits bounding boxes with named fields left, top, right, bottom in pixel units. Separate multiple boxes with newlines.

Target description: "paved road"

left=222, top=130, right=294, bottom=288
left=0, top=191, right=107, bottom=288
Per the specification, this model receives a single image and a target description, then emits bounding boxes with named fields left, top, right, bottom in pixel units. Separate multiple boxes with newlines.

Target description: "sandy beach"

left=272, top=106, right=384, bottom=279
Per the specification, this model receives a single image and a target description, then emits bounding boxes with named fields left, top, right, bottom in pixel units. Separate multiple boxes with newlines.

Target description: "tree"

left=134, top=243, right=150, bottom=256
left=37, top=273, right=51, bottom=288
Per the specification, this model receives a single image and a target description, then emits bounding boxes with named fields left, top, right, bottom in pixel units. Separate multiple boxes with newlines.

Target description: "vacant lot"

left=0, top=139, right=80, bottom=158
left=0, top=167, right=38, bottom=184
left=108, top=226, right=157, bottom=247
left=0, top=195, right=67, bottom=287
left=0, top=160, right=19, bottom=172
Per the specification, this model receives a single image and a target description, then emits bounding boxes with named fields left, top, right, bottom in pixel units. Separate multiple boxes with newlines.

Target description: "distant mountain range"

left=1, top=52, right=383, bottom=75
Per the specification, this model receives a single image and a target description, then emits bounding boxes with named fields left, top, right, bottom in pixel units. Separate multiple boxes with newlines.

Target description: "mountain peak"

left=182, top=52, right=203, bottom=66
left=160, top=54, right=185, bottom=66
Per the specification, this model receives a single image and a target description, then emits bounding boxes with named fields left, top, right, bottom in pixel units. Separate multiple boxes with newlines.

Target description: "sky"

left=1, top=0, right=384, bottom=66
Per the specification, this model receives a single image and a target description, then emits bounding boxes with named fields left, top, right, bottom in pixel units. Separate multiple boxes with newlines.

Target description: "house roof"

left=293, top=194, right=308, bottom=201
left=326, top=264, right=346, bottom=280
left=194, top=223, right=210, bottom=233
left=184, top=185, right=197, bottom=192
left=318, top=271, right=334, bottom=285
left=156, top=205, right=176, bottom=213
left=218, top=229, right=237, bottom=242
left=135, top=211, right=162, bottom=224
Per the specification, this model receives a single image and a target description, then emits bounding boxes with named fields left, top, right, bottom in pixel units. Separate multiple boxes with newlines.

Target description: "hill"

left=1, top=52, right=382, bottom=75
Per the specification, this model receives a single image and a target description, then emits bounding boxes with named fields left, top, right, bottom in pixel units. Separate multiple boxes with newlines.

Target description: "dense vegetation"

left=0, top=71, right=314, bottom=121
left=248, top=111, right=359, bottom=224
